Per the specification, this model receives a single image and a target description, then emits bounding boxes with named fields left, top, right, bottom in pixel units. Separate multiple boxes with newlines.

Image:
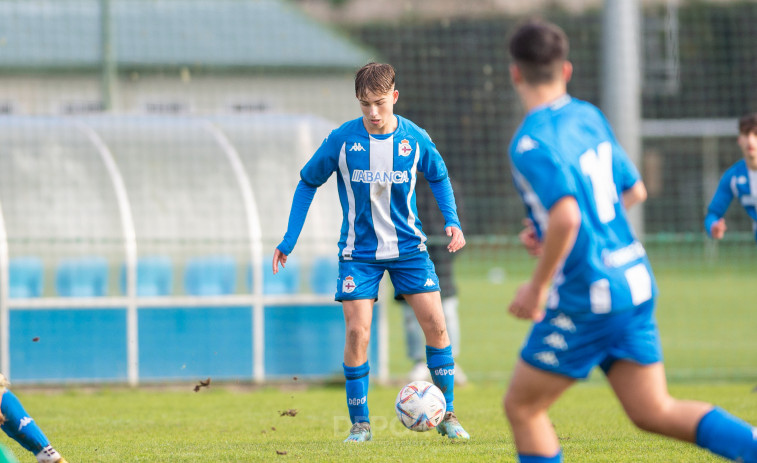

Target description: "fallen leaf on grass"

left=279, top=409, right=298, bottom=417
left=193, top=378, right=211, bottom=392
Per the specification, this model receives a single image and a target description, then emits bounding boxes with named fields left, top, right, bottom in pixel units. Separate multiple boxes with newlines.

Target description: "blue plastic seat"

left=247, top=255, right=299, bottom=294
left=184, top=256, right=236, bottom=296
left=8, top=257, right=44, bottom=298
left=55, top=256, right=109, bottom=297
left=309, top=255, right=338, bottom=295
left=120, top=256, right=173, bottom=296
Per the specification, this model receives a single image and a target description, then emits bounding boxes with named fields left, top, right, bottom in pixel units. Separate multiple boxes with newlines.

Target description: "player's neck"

left=520, top=83, right=568, bottom=112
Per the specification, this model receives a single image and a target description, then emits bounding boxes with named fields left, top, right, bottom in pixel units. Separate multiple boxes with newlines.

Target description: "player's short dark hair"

left=355, top=62, right=395, bottom=99
left=738, top=113, right=757, bottom=134
left=508, top=19, right=569, bottom=84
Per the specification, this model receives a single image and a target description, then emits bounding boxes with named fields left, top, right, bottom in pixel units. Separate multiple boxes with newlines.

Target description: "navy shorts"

left=335, top=253, right=440, bottom=302
left=520, top=300, right=663, bottom=379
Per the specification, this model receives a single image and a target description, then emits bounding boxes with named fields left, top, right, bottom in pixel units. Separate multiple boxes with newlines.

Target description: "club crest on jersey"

left=342, top=276, right=357, bottom=293
left=398, top=139, right=413, bottom=157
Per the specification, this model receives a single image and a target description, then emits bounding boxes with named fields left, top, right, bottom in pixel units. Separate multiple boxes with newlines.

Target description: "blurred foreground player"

left=504, top=18, right=757, bottom=463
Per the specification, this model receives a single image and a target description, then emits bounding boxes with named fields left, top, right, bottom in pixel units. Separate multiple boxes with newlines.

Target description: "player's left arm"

left=622, top=180, right=647, bottom=209
left=417, top=128, right=465, bottom=252
left=509, top=196, right=581, bottom=321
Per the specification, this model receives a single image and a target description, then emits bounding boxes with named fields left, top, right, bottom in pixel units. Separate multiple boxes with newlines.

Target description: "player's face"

left=738, top=128, right=757, bottom=170
left=358, top=88, right=399, bottom=135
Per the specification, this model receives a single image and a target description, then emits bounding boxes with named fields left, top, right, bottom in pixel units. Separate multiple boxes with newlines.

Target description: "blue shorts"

left=520, top=300, right=662, bottom=379
left=335, top=253, right=440, bottom=302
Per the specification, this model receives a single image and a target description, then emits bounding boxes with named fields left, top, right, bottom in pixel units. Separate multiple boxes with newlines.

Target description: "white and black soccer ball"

left=395, top=380, right=447, bottom=432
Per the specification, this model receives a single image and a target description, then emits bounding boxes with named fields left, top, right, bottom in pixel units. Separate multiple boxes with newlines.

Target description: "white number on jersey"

left=579, top=141, right=618, bottom=223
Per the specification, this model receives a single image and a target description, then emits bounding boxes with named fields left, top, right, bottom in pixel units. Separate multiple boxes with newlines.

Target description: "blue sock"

left=518, top=450, right=563, bottom=462
left=696, top=406, right=757, bottom=462
left=426, top=345, right=454, bottom=411
left=0, top=390, right=50, bottom=454
left=343, top=362, right=370, bottom=424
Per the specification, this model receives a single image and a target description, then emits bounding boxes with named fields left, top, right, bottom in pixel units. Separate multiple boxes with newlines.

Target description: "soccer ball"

left=395, top=380, right=447, bottom=432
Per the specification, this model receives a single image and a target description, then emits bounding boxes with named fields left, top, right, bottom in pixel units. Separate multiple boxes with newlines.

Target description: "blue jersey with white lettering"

left=704, top=159, right=757, bottom=242
left=509, top=95, right=657, bottom=314
left=300, top=115, right=459, bottom=262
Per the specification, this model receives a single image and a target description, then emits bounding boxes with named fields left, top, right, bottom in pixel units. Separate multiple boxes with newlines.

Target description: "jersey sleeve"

left=415, top=128, right=449, bottom=182
left=704, top=169, right=735, bottom=236
left=299, top=131, right=341, bottom=187
left=510, top=139, right=576, bottom=212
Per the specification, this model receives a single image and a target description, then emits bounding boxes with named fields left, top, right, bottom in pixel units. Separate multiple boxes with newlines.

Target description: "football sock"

left=343, top=361, right=370, bottom=424
left=426, top=345, right=454, bottom=411
left=695, top=406, right=757, bottom=462
left=518, top=450, right=563, bottom=463
left=0, top=390, right=50, bottom=454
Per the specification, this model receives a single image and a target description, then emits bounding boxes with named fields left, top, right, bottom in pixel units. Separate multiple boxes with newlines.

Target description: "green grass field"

left=3, top=244, right=756, bottom=462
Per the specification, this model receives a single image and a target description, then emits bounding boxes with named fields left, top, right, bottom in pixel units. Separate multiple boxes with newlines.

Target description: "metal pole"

left=101, top=0, right=117, bottom=111
left=602, top=0, right=644, bottom=236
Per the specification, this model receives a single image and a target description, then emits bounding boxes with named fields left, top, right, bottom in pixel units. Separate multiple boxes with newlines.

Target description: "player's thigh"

left=505, top=359, right=575, bottom=415
left=404, top=291, right=446, bottom=331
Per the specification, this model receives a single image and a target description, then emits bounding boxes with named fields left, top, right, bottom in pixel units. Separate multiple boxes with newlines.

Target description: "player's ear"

left=562, top=61, right=573, bottom=83
left=392, top=89, right=399, bottom=104
left=509, top=63, right=522, bottom=85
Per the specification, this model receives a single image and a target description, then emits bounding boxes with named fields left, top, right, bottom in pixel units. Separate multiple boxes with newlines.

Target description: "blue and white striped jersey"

left=300, top=115, right=459, bottom=262
left=704, top=159, right=757, bottom=242
left=509, top=95, right=657, bottom=314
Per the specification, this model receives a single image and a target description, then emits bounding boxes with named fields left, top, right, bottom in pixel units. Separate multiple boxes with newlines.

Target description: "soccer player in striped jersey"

left=504, top=19, right=757, bottom=463
left=273, top=62, right=469, bottom=443
left=704, top=113, right=757, bottom=243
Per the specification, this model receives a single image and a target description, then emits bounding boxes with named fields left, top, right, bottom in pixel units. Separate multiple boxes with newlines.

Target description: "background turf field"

left=4, top=244, right=756, bottom=462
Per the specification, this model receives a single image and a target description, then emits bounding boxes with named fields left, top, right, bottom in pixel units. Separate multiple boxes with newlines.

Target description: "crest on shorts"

left=398, top=139, right=413, bottom=157
left=342, top=275, right=356, bottom=293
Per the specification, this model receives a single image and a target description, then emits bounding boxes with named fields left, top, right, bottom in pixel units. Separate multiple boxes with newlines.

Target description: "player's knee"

left=626, top=403, right=670, bottom=434
left=503, top=390, right=528, bottom=423
left=345, top=324, right=371, bottom=347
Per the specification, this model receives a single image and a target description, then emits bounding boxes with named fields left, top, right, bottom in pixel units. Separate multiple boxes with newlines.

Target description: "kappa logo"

left=398, top=139, right=413, bottom=157
left=534, top=351, right=559, bottom=367
left=423, top=278, right=435, bottom=287
left=543, top=332, right=568, bottom=350
left=343, top=276, right=357, bottom=293
left=18, top=416, right=33, bottom=432
left=349, top=142, right=365, bottom=152
left=550, top=313, right=576, bottom=333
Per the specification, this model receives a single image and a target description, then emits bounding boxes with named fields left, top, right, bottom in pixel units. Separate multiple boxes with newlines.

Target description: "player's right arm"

left=273, top=132, right=340, bottom=274
left=508, top=135, right=578, bottom=320
left=510, top=196, right=581, bottom=321
left=704, top=169, right=735, bottom=240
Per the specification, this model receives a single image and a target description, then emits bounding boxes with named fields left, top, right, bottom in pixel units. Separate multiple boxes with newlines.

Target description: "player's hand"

left=445, top=226, right=466, bottom=253
left=272, top=248, right=288, bottom=275
left=519, top=218, right=542, bottom=257
left=710, top=218, right=727, bottom=240
left=508, top=281, right=547, bottom=322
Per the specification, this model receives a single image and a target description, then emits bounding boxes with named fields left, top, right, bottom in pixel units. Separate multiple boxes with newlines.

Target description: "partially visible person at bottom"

left=0, top=375, right=67, bottom=463
left=504, top=18, right=757, bottom=463
left=704, top=112, right=757, bottom=243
